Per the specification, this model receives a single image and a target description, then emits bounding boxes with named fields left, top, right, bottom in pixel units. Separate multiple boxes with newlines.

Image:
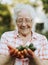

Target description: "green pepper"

left=24, top=46, right=29, bottom=49
left=16, top=43, right=36, bottom=51
left=29, top=43, right=36, bottom=51
left=29, top=43, right=33, bottom=48
left=16, top=46, right=25, bottom=51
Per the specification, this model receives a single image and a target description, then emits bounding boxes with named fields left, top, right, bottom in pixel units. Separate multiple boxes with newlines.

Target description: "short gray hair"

left=13, top=3, right=36, bottom=23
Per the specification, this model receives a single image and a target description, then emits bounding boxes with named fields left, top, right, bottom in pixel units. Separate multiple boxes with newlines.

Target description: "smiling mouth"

left=20, top=26, right=31, bottom=30
left=20, top=27, right=27, bottom=29
left=21, top=28, right=29, bottom=30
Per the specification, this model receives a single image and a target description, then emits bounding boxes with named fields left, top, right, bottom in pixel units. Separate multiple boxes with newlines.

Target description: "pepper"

left=29, top=43, right=36, bottom=51
left=16, top=43, right=36, bottom=51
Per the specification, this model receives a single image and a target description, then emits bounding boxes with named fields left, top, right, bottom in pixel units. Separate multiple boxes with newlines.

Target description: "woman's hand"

left=23, top=49, right=43, bottom=65
left=8, top=45, right=35, bottom=59
left=8, top=45, right=18, bottom=57
left=23, top=49, right=35, bottom=59
left=8, top=46, right=24, bottom=59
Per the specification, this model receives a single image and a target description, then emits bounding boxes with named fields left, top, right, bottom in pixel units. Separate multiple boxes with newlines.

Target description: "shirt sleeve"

left=38, top=36, right=48, bottom=60
left=0, top=32, right=10, bottom=56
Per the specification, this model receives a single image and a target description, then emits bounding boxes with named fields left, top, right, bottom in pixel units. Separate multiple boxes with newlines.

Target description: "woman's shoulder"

left=1, top=30, right=17, bottom=38
left=33, top=31, right=47, bottom=41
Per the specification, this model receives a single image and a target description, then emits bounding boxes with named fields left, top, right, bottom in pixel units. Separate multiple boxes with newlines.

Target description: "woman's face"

left=16, top=10, right=33, bottom=36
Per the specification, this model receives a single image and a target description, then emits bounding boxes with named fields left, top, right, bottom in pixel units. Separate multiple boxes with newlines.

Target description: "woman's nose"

left=22, top=19, right=26, bottom=26
left=22, top=21, right=26, bottom=26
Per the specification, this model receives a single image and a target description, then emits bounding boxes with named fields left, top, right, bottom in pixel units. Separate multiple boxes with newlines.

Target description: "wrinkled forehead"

left=17, top=9, right=32, bottom=19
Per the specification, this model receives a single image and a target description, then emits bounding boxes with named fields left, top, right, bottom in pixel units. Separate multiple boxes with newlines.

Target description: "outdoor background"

left=0, top=0, right=48, bottom=39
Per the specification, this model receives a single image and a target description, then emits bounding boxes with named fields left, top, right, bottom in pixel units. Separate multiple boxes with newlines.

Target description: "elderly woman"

left=0, top=4, right=48, bottom=65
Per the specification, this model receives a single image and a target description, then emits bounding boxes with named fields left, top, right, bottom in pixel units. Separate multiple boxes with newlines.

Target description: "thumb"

left=8, top=45, right=14, bottom=50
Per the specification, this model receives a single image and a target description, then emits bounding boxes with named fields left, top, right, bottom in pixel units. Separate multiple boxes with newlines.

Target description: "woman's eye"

left=26, top=19, right=29, bottom=22
left=19, top=19, right=22, bottom=22
left=18, top=18, right=23, bottom=22
left=26, top=18, right=32, bottom=23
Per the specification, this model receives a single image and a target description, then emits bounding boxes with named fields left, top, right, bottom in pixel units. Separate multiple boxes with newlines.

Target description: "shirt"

left=0, top=30, right=48, bottom=65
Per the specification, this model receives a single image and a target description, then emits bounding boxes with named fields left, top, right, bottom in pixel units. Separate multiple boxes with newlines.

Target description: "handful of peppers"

left=15, top=43, right=36, bottom=58
left=8, top=43, right=36, bottom=58
left=16, top=43, right=36, bottom=52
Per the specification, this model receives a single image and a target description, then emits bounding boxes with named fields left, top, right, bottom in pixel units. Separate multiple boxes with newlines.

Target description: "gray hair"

left=13, top=3, right=36, bottom=24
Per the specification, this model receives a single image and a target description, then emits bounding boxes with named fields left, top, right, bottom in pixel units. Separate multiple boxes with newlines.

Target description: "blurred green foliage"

left=41, top=0, right=48, bottom=13
left=35, top=23, right=44, bottom=31
left=35, top=23, right=48, bottom=39
left=0, top=4, right=11, bottom=37
left=43, top=31, right=48, bottom=39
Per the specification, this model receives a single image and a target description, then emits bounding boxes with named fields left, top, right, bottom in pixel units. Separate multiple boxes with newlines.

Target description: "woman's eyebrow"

left=17, top=17, right=32, bottom=19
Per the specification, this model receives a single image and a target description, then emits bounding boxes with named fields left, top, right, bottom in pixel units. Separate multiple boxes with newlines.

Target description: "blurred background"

left=0, top=0, right=48, bottom=39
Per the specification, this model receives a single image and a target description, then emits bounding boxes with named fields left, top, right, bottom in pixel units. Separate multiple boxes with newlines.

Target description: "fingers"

left=23, top=49, right=29, bottom=58
left=8, top=46, right=34, bottom=59
left=23, top=49, right=35, bottom=59
left=16, top=51, right=24, bottom=59
left=8, top=45, right=14, bottom=50
left=23, top=49, right=27, bottom=56
left=8, top=45, right=19, bottom=57
left=10, top=49, right=15, bottom=56
left=27, top=49, right=35, bottom=57
left=23, top=49, right=27, bottom=54
left=8, top=45, right=15, bottom=56
left=20, top=51, right=24, bottom=54
left=12, top=49, right=18, bottom=57
left=10, top=49, right=24, bottom=59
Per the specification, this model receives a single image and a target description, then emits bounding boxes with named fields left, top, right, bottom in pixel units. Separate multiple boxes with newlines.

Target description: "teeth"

left=21, top=28, right=27, bottom=29
left=23, top=28, right=26, bottom=30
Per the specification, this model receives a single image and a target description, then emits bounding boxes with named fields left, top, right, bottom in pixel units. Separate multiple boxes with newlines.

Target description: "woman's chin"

left=19, top=29, right=31, bottom=36
left=20, top=31, right=30, bottom=36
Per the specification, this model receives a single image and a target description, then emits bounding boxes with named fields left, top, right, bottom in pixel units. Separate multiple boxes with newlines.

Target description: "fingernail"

left=28, top=48, right=30, bottom=51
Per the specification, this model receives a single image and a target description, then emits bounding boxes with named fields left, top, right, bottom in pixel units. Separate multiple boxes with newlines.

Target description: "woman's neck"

left=18, top=32, right=32, bottom=43
left=19, top=31, right=31, bottom=38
